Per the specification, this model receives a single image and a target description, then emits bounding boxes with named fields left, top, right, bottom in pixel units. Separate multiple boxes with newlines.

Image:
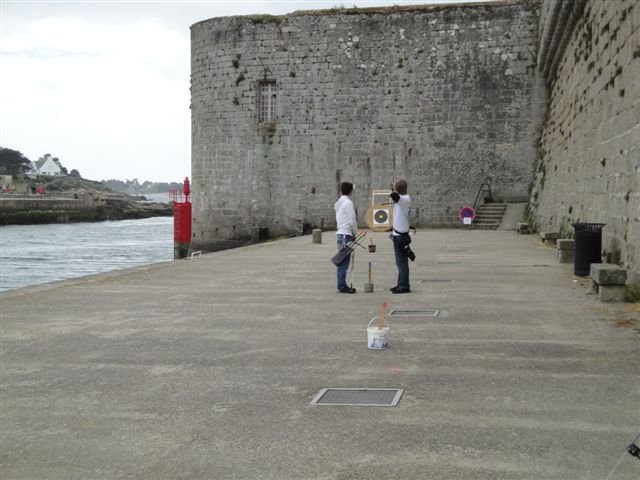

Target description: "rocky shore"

left=0, top=191, right=173, bottom=225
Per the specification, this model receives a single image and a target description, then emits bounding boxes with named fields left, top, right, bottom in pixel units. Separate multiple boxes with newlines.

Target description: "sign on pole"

left=459, top=206, right=475, bottom=225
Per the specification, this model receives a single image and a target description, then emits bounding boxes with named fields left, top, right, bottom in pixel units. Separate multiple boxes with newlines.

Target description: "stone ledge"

left=598, top=285, right=627, bottom=303
left=540, top=232, right=559, bottom=244
left=556, top=239, right=575, bottom=263
left=556, top=239, right=575, bottom=250
left=590, top=263, right=627, bottom=286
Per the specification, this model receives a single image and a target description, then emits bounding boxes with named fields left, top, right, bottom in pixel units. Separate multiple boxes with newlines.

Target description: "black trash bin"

left=572, top=223, right=606, bottom=276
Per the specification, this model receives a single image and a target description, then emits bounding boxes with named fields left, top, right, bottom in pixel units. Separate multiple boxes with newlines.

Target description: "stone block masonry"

left=590, top=263, right=628, bottom=302
left=190, top=1, right=543, bottom=252
left=556, top=238, right=575, bottom=263
left=590, top=263, right=627, bottom=286
left=530, top=0, right=640, bottom=285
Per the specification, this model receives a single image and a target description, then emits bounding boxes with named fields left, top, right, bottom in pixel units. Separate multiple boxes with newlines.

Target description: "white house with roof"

left=30, top=154, right=63, bottom=176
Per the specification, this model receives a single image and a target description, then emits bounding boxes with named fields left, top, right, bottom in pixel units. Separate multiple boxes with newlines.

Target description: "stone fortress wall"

left=530, top=0, right=639, bottom=283
left=190, top=0, right=638, bottom=285
left=190, top=0, right=543, bottom=251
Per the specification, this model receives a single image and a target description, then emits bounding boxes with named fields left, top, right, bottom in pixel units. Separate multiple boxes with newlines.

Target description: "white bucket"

left=367, top=317, right=390, bottom=350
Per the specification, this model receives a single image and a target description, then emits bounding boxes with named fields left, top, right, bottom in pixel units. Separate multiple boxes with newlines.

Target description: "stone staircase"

left=473, top=202, right=507, bottom=230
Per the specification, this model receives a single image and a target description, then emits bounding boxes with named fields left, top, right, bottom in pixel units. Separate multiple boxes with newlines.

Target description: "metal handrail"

left=472, top=183, right=492, bottom=211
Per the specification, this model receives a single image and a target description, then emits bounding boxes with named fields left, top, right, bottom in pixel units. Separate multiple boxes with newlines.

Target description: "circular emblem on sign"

left=373, top=209, right=389, bottom=225
left=459, top=206, right=475, bottom=221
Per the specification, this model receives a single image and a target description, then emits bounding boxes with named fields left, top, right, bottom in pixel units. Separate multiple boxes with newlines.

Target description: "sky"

left=1, top=0, right=486, bottom=183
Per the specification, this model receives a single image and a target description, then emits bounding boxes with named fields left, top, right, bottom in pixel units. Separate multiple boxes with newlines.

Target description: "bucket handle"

left=368, top=316, right=390, bottom=329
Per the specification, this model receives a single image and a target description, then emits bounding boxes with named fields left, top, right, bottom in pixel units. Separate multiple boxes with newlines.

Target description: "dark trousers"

left=392, top=235, right=410, bottom=289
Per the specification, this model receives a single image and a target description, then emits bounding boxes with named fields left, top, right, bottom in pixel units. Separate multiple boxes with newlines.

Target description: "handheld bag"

left=331, top=246, right=352, bottom=266
left=331, top=231, right=367, bottom=266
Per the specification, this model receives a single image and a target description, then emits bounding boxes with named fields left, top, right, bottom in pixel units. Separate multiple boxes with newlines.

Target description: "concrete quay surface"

left=1, top=229, right=638, bottom=480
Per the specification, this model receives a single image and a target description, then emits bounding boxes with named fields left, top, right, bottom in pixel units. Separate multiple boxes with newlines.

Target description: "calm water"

left=0, top=217, right=173, bottom=292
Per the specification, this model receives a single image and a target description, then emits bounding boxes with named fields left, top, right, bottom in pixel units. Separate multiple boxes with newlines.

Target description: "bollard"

left=171, top=177, right=192, bottom=259
left=312, top=229, right=322, bottom=244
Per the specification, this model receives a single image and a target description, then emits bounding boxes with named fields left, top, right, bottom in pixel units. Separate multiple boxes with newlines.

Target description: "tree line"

left=101, top=178, right=183, bottom=194
left=0, top=147, right=35, bottom=176
left=1, top=146, right=180, bottom=193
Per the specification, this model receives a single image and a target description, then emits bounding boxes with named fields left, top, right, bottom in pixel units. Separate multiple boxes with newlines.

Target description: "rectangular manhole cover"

left=389, top=309, right=440, bottom=317
left=418, top=279, right=455, bottom=284
left=310, top=388, right=404, bottom=407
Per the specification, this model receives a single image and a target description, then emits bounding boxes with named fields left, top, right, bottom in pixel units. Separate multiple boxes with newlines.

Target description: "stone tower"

left=190, top=0, right=543, bottom=251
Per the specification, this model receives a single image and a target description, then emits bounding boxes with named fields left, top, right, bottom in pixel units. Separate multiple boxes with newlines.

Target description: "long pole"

left=378, top=301, right=387, bottom=329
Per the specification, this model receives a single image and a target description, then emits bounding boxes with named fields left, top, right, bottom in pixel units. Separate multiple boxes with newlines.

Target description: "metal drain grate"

left=389, top=309, right=440, bottom=317
left=310, top=388, right=404, bottom=407
left=418, top=279, right=455, bottom=284
left=435, top=261, right=463, bottom=265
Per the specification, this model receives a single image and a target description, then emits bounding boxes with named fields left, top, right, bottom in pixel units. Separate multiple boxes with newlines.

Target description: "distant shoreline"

left=0, top=194, right=172, bottom=225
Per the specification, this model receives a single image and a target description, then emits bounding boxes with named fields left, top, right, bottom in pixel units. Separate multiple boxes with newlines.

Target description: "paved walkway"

left=1, top=229, right=638, bottom=479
